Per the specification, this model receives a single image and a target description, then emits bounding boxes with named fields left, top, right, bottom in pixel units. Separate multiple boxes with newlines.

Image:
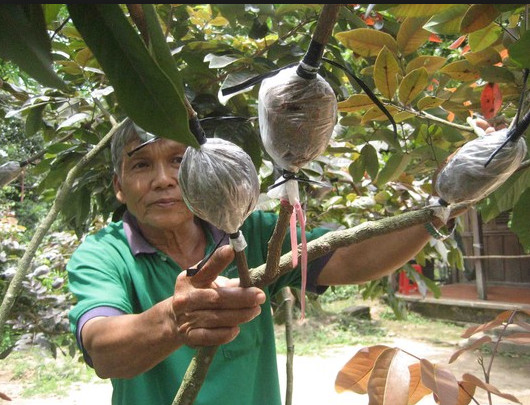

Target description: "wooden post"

left=470, top=207, right=487, bottom=300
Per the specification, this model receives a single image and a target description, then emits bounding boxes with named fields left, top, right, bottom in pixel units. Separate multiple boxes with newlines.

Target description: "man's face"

left=113, top=138, right=193, bottom=231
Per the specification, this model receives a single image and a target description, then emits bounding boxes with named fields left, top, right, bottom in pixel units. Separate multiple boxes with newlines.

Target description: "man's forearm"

left=82, top=298, right=180, bottom=379
left=317, top=223, right=431, bottom=285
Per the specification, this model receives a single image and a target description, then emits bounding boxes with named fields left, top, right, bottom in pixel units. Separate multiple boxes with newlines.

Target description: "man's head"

left=111, top=118, right=158, bottom=177
left=111, top=118, right=191, bottom=230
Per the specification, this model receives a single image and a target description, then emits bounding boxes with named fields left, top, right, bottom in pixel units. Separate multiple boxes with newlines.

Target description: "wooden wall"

left=459, top=211, right=530, bottom=284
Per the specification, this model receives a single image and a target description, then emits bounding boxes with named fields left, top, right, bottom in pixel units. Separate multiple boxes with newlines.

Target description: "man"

left=67, top=118, right=455, bottom=405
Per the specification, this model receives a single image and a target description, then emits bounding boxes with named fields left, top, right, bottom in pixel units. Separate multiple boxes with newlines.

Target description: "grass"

left=274, top=287, right=466, bottom=356
left=3, top=348, right=101, bottom=398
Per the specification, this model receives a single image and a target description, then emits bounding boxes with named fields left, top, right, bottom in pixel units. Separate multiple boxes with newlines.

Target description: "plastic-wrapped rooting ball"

left=178, top=138, right=260, bottom=234
left=258, top=66, right=337, bottom=172
left=434, top=129, right=527, bottom=205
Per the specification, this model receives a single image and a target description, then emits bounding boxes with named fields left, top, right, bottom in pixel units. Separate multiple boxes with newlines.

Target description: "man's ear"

left=113, top=174, right=126, bottom=204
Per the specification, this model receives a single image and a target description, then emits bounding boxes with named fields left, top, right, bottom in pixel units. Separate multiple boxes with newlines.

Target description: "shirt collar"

left=122, top=210, right=228, bottom=256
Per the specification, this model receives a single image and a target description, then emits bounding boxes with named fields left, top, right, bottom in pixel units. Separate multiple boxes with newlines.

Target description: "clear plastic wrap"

left=435, top=129, right=527, bottom=204
left=178, top=138, right=260, bottom=234
left=258, top=66, right=337, bottom=172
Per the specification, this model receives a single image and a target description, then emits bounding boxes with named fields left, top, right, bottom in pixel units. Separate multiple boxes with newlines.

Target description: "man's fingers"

left=173, top=286, right=265, bottom=312
left=191, top=245, right=235, bottom=287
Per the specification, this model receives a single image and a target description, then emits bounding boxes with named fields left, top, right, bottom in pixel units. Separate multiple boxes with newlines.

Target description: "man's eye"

left=132, top=161, right=149, bottom=169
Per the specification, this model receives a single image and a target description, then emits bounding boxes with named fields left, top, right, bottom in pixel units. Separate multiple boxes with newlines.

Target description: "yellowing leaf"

left=335, top=345, right=391, bottom=394
left=374, top=46, right=400, bottom=99
left=398, top=67, right=429, bottom=105
left=420, top=359, right=459, bottom=405
left=406, top=55, right=447, bottom=74
left=440, top=60, right=480, bottom=82
left=417, top=96, right=445, bottom=111
left=208, top=16, right=229, bottom=26
left=336, top=28, right=398, bottom=58
left=397, top=17, right=430, bottom=56
left=460, top=4, right=500, bottom=34
left=464, top=48, right=502, bottom=66
left=361, top=105, right=398, bottom=124
left=337, top=94, right=375, bottom=113
left=367, top=348, right=410, bottom=405
left=468, top=23, right=502, bottom=52
left=423, top=5, right=469, bottom=35
left=389, top=4, right=454, bottom=17
left=408, top=362, right=432, bottom=405
left=462, top=373, right=522, bottom=403
left=394, top=111, right=415, bottom=123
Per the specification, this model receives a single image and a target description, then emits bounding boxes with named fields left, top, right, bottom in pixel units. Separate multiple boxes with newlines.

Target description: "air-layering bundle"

left=435, top=108, right=530, bottom=206
left=178, top=117, right=260, bottom=272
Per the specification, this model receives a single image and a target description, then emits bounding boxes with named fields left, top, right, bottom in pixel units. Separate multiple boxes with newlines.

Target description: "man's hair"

left=111, top=118, right=153, bottom=175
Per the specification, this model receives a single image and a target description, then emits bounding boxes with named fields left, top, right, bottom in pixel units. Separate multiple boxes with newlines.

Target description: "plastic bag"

left=258, top=66, right=337, bottom=172
left=435, top=129, right=527, bottom=204
left=178, top=138, right=260, bottom=234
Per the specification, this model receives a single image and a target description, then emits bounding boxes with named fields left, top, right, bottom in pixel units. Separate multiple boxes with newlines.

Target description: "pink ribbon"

left=289, top=200, right=308, bottom=319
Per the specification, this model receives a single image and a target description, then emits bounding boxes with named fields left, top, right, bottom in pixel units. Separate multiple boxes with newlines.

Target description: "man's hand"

left=171, top=245, right=266, bottom=347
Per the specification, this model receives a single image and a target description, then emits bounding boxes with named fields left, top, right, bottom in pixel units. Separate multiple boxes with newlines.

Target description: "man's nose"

left=152, top=163, right=178, bottom=188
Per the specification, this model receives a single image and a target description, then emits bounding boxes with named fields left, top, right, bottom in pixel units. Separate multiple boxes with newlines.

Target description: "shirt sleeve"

left=67, top=227, right=135, bottom=346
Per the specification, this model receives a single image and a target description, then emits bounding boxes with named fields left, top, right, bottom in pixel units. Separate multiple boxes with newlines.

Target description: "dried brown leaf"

left=503, top=332, right=530, bottom=344
left=420, top=358, right=459, bottom=405
left=461, top=310, right=513, bottom=338
left=335, top=345, right=391, bottom=394
left=0, top=391, right=12, bottom=401
left=462, top=373, right=522, bottom=403
left=514, top=318, right=530, bottom=332
left=449, top=335, right=492, bottom=363
left=367, top=348, right=410, bottom=405
left=456, top=381, right=476, bottom=405
left=408, top=362, right=432, bottom=405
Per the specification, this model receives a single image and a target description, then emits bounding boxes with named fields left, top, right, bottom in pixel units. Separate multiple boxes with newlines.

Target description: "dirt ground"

left=2, top=335, right=529, bottom=405
left=2, top=303, right=529, bottom=405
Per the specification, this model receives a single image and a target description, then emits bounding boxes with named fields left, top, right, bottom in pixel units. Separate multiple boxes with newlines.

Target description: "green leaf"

left=0, top=4, right=67, bottom=90
left=468, top=23, right=502, bottom=52
left=511, top=188, right=530, bottom=252
left=361, top=143, right=379, bottom=181
left=508, top=30, right=530, bottom=69
left=440, top=60, right=480, bottom=82
left=375, top=152, right=412, bottom=185
left=25, top=105, right=45, bottom=137
left=480, top=167, right=530, bottom=222
left=337, top=94, right=375, bottom=113
left=141, top=5, right=186, bottom=96
left=67, top=4, right=198, bottom=148
left=349, top=158, right=365, bottom=183
left=417, top=96, right=445, bottom=111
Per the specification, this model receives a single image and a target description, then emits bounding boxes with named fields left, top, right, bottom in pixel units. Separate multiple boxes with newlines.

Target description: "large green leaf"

left=480, top=167, right=530, bottom=222
left=508, top=30, right=530, bottom=69
left=67, top=4, right=198, bottom=148
left=511, top=188, right=530, bottom=252
left=0, top=4, right=67, bottom=90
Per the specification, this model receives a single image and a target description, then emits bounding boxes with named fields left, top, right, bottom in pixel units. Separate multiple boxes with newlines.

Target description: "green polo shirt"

left=68, top=210, right=331, bottom=405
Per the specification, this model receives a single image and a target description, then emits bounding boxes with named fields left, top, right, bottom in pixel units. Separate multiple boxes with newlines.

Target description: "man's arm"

left=81, top=246, right=265, bottom=379
left=317, top=222, right=434, bottom=285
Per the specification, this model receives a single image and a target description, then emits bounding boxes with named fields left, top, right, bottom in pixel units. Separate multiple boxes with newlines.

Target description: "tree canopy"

left=1, top=4, right=529, bottom=265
